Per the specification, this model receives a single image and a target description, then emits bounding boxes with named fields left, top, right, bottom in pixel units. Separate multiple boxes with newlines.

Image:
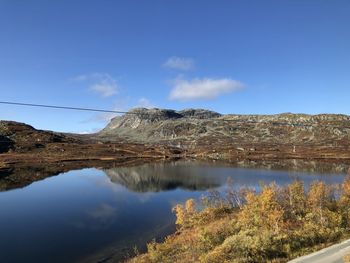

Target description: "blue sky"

left=0, top=0, right=349, bottom=133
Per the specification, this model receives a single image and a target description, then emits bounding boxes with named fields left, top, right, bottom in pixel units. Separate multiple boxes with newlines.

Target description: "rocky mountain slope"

left=99, top=108, right=350, bottom=160
left=0, top=121, right=76, bottom=153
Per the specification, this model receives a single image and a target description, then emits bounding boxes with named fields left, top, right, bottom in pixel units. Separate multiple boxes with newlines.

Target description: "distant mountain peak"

left=104, top=108, right=222, bottom=132
left=99, top=108, right=350, bottom=146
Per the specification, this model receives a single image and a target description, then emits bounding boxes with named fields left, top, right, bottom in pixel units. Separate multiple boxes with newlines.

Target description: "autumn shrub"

left=129, top=176, right=350, bottom=263
left=340, top=177, right=350, bottom=228
left=172, top=199, right=197, bottom=228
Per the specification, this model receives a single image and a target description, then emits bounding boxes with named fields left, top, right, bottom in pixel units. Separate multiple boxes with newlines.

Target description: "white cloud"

left=73, top=73, right=118, bottom=98
left=136, top=97, right=155, bottom=109
left=83, top=97, right=155, bottom=125
left=82, top=101, right=127, bottom=124
left=72, top=74, right=88, bottom=82
left=75, top=128, right=102, bottom=134
left=169, top=77, right=244, bottom=101
left=87, top=203, right=116, bottom=220
left=90, top=82, right=117, bottom=97
left=163, top=56, right=195, bottom=71
left=89, top=106, right=124, bottom=123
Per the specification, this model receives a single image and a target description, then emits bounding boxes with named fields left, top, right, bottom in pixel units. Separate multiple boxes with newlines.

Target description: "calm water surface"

left=0, top=161, right=348, bottom=263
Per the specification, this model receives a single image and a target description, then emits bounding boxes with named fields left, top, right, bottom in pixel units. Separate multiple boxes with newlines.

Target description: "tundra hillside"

left=99, top=108, right=350, bottom=160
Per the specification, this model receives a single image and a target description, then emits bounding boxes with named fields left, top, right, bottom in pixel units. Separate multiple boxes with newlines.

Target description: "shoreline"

left=1, top=141, right=350, bottom=166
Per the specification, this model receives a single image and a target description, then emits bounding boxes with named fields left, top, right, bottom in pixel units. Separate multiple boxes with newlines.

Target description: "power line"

left=0, top=101, right=129, bottom=114
left=0, top=100, right=350, bottom=128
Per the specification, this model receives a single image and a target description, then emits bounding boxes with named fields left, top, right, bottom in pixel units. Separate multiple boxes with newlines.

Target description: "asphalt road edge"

left=289, top=239, right=350, bottom=263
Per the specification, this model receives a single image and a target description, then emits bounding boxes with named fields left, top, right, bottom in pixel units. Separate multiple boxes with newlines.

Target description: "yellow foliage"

left=239, top=184, right=284, bottom=234
left=173, top=204, right=186, bottom=226
left=287, top=180, right=306, bottom=217
left=130, top=178, right=350, bottom=263
left=172, top=199, right=196, bottom=227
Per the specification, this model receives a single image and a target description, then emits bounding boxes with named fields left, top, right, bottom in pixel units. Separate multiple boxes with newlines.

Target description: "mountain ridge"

left=96, top=107, right=350, bottom=161
left=99, top=107, right=350, bottom=144
left=1, top=108, right=350, bottom=164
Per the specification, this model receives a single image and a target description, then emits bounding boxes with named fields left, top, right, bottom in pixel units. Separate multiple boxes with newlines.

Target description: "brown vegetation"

left=129, top=177, right=350, bottom=263
left=0, top=120, right=185, bottom=166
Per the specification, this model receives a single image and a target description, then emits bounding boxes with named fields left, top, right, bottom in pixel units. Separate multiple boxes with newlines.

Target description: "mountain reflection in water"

left=1, top=159, right=349, bottom=192
left=104, top=162, right=222, bottom=192
left=103, top=160, right=350, bottom=193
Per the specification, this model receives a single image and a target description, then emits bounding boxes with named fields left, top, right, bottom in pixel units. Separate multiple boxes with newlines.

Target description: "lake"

left=0, top=160, right=348, bottom=263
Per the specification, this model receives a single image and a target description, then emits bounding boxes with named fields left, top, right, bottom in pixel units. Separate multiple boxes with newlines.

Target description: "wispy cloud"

left=72, top=203, right=118, bottom=231
left=90, top=82, right=117, bottom=97
left=87, top=203, right=117, bottom=221
left=163, top=56, right=195, bottom=71
left=169, top=77, right=244, bottom=101
left=88, top=105, right=124, bottom=123
left=73, top=73, right=118, bottom=98
left=83, top=97, right=155, bottom=125
left=75, top=127, right=102, bottom=134
left=136, top=97, right=155, bottom=109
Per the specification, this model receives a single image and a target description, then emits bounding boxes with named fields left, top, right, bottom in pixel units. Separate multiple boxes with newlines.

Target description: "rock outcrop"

left=0, top=135, right=13, bottom=153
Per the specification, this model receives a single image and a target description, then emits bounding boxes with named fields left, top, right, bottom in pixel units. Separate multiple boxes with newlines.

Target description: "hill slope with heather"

left=0, top=120, right=181, bottom=167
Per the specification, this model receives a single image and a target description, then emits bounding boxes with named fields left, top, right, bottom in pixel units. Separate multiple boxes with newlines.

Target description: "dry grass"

left=344, top=253, right=350, bottom=263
